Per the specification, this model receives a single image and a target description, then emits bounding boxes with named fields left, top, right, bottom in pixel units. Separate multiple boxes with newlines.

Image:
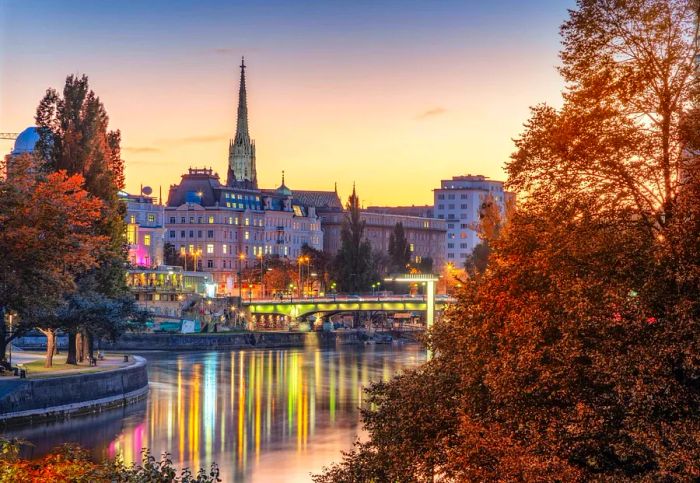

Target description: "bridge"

left=242, top=295, right=455, bottom=321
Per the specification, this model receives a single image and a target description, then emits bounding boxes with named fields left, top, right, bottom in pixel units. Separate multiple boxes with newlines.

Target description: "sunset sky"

left=1, top=0, right=573, bottom=206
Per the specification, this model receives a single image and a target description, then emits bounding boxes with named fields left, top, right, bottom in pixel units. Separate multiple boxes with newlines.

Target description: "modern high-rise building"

left=433, top=175, right=512, bottom=264
left=227, top=57, right=257, bottom=188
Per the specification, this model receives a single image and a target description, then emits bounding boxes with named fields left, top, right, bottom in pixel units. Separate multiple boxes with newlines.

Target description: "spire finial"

left=282, top=170, right=285, bottom=185
left=334, top=181, right=337, bottom=194
left=240, top=56, right=246, bottom=71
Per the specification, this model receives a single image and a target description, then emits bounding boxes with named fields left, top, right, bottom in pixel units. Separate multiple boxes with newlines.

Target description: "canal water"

left=3, top=344, right=425, bottom=481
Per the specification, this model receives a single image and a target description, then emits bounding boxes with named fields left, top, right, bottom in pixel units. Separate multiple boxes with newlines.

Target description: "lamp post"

left=257, top=253, right=264, bottom=299
left=238, top=253, right=246, bottom=307
left=330, top=281, right=337, bottom=301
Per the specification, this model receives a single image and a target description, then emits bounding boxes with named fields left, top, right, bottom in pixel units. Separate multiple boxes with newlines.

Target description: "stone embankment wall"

left=0, top=356, right=148, bottom=426
left=99, top=330, right=365, bottom=351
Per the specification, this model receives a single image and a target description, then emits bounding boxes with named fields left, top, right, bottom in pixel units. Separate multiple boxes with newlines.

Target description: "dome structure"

left=275, top=171, right=292, bottom=197
left=11, top=127, right=40, bottom=155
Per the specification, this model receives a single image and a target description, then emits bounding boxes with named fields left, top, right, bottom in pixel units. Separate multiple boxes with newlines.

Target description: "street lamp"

left=330, top=281, right=337, bottom=301
left=238, top=253, right=246, bottom=306
left=257, top=253, right=264, bottom=299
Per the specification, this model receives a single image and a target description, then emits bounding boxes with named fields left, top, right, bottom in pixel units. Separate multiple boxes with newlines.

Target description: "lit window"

left=223, top=244, right=227, bottom=254
left=144, top=234, right=151, bottom=246
left=409, top=243, right=414, bottom=252
left=208, top=216, right=214, bottom=224
left=245, top=231, right=250, bottom=240
left=147, top=214, right=156, bottom=223
left=206, top=243, right=214, bottom=254
left=127, top=225, right=137, bottom=244
left=245, top=218, right=250, bottom=226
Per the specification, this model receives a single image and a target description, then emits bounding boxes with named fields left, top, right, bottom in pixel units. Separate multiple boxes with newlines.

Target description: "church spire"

left=236, top=56, right=249, bottom=138
left=227, top=56, right=257, bottom=187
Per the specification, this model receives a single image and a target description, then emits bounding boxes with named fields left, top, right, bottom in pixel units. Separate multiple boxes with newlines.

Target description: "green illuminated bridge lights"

left=243, top=274, right=449, bottom=329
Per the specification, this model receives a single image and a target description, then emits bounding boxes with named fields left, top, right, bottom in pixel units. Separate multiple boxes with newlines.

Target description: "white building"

left=122, top=192, right=166, bottom=268
left=433, top=175, right=512, bottom=264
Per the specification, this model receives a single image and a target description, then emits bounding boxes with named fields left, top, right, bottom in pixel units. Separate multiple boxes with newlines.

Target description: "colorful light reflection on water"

left=4, top=344, right=424, bottom=482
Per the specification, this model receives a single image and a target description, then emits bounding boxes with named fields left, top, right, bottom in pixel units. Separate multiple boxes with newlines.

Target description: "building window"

left=144, top=234, right=151, bottom=246
left=180, top=230, right=185, bottom=237
left=447, top=253, right=454, bottom=259
left=197, top=230, right=202, bottom=237
left=223, top=244, right=227, bottom=254
left=447, top=243, right=454, bottom=248
left=181, top=217, right=186, bottom=223
left=245, top=218, right=250, bottom=226
left=127, top=224, right=136, bottom=244
left=189, top=217, right=194, bottom=224
left=206, top=243, right=214, bottom=254
left=460, top=243, right=468, bottom=248
left=147, top=214, right=156, bottom=223
left=207, top=230, right=214, bottom=238
left=245, top=231, right=250, bottom=240
left=461, top=223, right=469, bottom=229
left=438, top=204, right=444, bottom=210
left=207, top=259, right=214, bottom=268
left=461, top=204, right=468, bottom=209
left=409, top=243, right=414, bottom=252
left=197, top=217, right=202, bottom=224
left=169, top=217, right=176, bottom=223
left=169, top=230, right=175, bottom=238
left=461, top=194, right=467, bottom=199
left=208, top=216, right=214, bottom=224
left=189, top=230, right=194, bottom=238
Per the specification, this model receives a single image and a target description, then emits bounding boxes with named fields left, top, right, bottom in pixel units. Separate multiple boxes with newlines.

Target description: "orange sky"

left=1, top=1, right=570, bottom=206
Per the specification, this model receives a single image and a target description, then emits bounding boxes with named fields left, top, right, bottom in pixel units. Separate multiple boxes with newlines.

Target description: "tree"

left=164, top=242, right=196, bottom=270
left=35, top=74, right=131, bottom=364
left=317, top=1, right=700, bottom=480
left=0, top=154, right=104, bottom=364
left=333, top=185, right=375, bottom=293
left=387, top=222, right=410, bottom=273
left=464, top=194, right=503, bottom=276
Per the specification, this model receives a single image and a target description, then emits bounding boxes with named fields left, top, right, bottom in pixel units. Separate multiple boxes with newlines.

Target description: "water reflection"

left=5, top=344, right=424, bottom=482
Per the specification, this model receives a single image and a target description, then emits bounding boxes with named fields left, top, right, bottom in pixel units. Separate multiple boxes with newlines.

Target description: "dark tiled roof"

left=292, top=190, right=343, bottom=211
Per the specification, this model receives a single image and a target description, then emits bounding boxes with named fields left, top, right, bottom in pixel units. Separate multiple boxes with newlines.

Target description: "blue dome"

left=11, top=127, right=40, bottom=155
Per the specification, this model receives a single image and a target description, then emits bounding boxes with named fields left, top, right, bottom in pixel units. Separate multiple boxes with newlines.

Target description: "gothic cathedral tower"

left=227, top=57, right=257, bottom=187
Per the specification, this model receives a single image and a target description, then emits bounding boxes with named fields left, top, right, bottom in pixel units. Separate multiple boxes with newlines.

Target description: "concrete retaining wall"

left=99, top=330, right=365, bottom=351
left=0, top=356, right=148, bottom=426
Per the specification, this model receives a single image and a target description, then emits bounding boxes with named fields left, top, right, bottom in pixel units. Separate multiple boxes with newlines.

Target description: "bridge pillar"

left=384, top=274, right=440, bottom=330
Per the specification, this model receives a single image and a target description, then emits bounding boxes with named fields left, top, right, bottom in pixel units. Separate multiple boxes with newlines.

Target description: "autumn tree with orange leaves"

left=316, top=1, right=700, bottom=481
left=0, top=154, right=104, bottom=366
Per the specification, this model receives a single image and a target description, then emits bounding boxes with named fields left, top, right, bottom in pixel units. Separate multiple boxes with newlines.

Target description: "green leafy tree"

left=387, top=222, right=411, bottom=273
left=333, top=185, right=375, bottom=293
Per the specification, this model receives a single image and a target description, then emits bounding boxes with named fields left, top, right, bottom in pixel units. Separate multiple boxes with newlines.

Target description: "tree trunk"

left=76, top=332, right=85, bottom=363
left=0, top=318, right=6, bottom=364
left=39, top=329, right=55, bottom=368
left=65, top=332, right=77, bottom=365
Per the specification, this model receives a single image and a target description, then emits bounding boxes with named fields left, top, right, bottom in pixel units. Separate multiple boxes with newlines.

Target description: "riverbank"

left=13, top=329, right=406, bottom=352
left=100, top=329, right=368, bottom=351
left=0, top=355, right=148, bottom=427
